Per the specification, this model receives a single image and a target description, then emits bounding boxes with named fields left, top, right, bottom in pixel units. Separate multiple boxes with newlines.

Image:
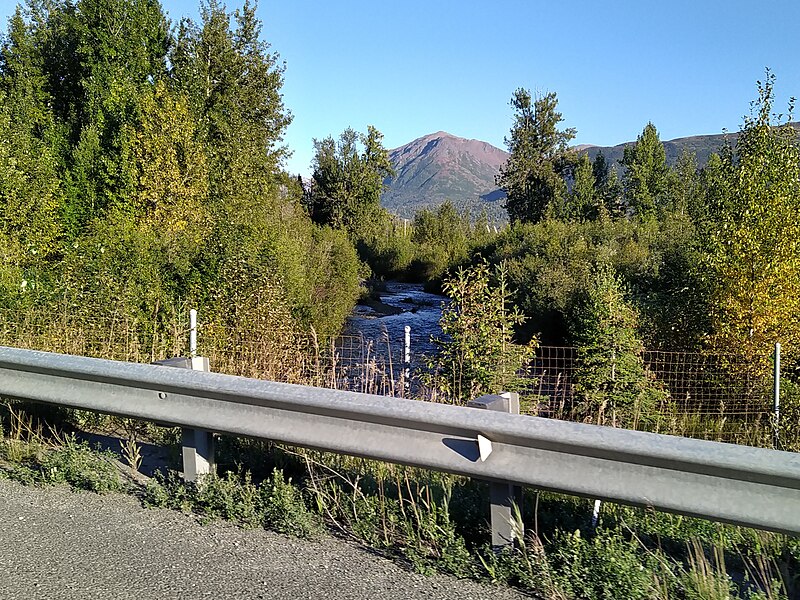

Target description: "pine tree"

left=621, top=122, right=669, bottom=219
left=497, top=88, right=576, bottom=224
left=564, top=153, right=598, bottom=221
left=571, top=263, right=666, bottom=428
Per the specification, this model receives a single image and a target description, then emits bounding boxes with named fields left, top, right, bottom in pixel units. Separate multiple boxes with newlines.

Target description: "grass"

left=0, top=403, right=123, bottom=493
left=0, top=310, right=799, bottom=599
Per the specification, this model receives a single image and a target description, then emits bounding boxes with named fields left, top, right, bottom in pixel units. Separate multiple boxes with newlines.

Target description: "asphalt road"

left=0, top=479, right=528, bottom=599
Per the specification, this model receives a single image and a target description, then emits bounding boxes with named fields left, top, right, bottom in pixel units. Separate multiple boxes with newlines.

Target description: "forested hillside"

left=0, top=0, right=361, bottom=341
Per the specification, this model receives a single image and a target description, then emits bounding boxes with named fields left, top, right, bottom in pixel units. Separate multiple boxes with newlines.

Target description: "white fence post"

left=774, top=342, right=781, bottom=450
left=403, top=325, right=411, bottom=395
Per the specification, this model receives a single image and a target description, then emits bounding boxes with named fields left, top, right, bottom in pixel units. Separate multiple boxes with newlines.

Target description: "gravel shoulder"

left=0, top=478, right=529, bottom=600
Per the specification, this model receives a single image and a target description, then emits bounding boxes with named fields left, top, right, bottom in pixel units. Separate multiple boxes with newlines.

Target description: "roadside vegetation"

left=1, top=1, right=799, bottom=598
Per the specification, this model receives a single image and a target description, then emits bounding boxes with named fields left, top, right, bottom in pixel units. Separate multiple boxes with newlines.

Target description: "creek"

left=342, top=281, right=447, bottom=365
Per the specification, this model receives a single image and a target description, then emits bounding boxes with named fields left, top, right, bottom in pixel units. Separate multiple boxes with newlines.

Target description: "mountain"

left=582, top=123, right=800, bottom=171
left=381, top=131, right=509, bottom=220
left=581, top=132, right=733, bottom=171
left=382, top=124, right=800, bottom=221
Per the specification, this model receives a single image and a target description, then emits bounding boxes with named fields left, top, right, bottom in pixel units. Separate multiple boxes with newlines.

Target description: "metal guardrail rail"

left=1, top=346, right=799, bottom=536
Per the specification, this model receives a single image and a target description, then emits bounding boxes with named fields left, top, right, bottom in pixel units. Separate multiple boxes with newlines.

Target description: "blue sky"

left=3, top=0, right=800, bottom=176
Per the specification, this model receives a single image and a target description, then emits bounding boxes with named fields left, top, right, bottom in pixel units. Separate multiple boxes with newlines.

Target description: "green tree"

left=570, top=263, right=667, bottom=429
left=665, top=149, right=699, bottom=216
left=0, top=10, right=63, bottom=267
left=603, top=165, right=624, bottom=217
left=129, top=81, right=210, bottom=251
left=621, top=122, right=669, bottom=220
left=411, top=200, right=471, bottom=280
left=592, top=151, right=609, bottom=190
left=703, top=72, right=800, bottom=370
left=172, top=0, right=291, bottom=217
left=62, top=0, right=170, bottom=232
left=497, top=88, right=576, bottom=224
left=424, top=261, right=536, bottom=404
left=564, top=153, right=599, bottom=221
left=308, top=125, right=394, bottom=232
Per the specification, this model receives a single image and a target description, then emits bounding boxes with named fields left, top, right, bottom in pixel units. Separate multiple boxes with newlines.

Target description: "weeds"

left=143, top=468, right=322, bottom=538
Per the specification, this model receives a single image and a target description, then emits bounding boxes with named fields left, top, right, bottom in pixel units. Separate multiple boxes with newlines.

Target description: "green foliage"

left=701, top=71, right=800, bottom=371
left=548, top=529, right=667, bottom=600
left=144, top=468, right=322, bottom=537
left=308, top=125, right=394, bottom=232
left=0, top=0, right=361, bottom=339
left=423, top=261, right=536, bottom=404
left=777, top=378, right=800, bottom=452
left=621, top=122, right=670, bottom=219
left=570, top=263, right=668, bottom=428
left=498, top=88, right=576, bottom=224
left=352, top=203, right=415, bottom=278
left=410, top=200, right=472, bottom=280
left=479, top=215, right=701, bottom=347
left=1, top=434, right=122, bottom=494
left=565, top=152, right=601, bottom=221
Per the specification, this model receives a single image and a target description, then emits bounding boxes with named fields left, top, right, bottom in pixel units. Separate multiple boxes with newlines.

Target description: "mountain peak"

left=381, top=132, right=509, bottom=220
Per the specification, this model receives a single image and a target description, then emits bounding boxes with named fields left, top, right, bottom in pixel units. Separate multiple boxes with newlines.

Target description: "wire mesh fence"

left=523, top=345, right=778, bottom=445
left=0, top=308, right=786, bottom=448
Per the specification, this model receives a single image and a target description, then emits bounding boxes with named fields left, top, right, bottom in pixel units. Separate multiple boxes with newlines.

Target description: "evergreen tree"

left=564, top=153, right=598, bottom=221
left=600, top=165, right=624, bottom=218
left=621, top=122, right=669, bottom=219
left=592, top=150, right=609, bottom=191
left=308, top=125, right=394, bottom=232
left=497, top=88, right=576, bottom=224
left=570, top=263, right=667, bottom=428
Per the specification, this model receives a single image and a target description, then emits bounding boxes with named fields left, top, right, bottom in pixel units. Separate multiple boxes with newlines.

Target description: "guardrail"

left=1, top=346, right=799, bottom=540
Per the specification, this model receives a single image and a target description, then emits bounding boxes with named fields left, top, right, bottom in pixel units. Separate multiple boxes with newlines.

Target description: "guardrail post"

left=467, top=391, right=523, bottom=548
left=152, top=356, right=215, bottom=482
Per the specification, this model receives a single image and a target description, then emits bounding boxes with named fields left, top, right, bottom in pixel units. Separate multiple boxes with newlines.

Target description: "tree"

left=570, top=263, right=667, bottom=428
left=308, top=125, right=394, bottom=232
left=703, top=72, right=800, bottom=370
left=424, top=261, right=535, bottom=404
left=171, top=0, right=292, bottom=217
left=497, top=88, right=576, bottom=224
left=621, top=122, right=669, bottom=219
left=592, top=151, right=609, bottom=191
left=665, top=149, right=699, bottom=217
left=563, top=153, right=598, bottom=221
left=411, top=200, right=471, bottom=279
left=129, top=81, right=209, bottom=246
left=603, top=165, right=624, bottom=217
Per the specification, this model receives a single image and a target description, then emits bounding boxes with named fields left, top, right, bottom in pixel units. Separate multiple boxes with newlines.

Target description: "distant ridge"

left=381, top=124, right=800, bottom=220
left=582, top=123, right=800, bottom=169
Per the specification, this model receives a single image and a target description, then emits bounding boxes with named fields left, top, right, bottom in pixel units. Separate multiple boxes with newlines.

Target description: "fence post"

left=774, top=342, right=781, bottom=450
left=189, top=308, right=197, bottom=358
left=403, top=325, right=411, bottom=395
left=467, top=391, right=523, bottom=548
left=181, top=354, right=214, bottom=483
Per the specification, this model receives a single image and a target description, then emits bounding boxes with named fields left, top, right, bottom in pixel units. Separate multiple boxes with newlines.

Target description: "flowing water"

left=342, top=281, right=447, bottom=367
